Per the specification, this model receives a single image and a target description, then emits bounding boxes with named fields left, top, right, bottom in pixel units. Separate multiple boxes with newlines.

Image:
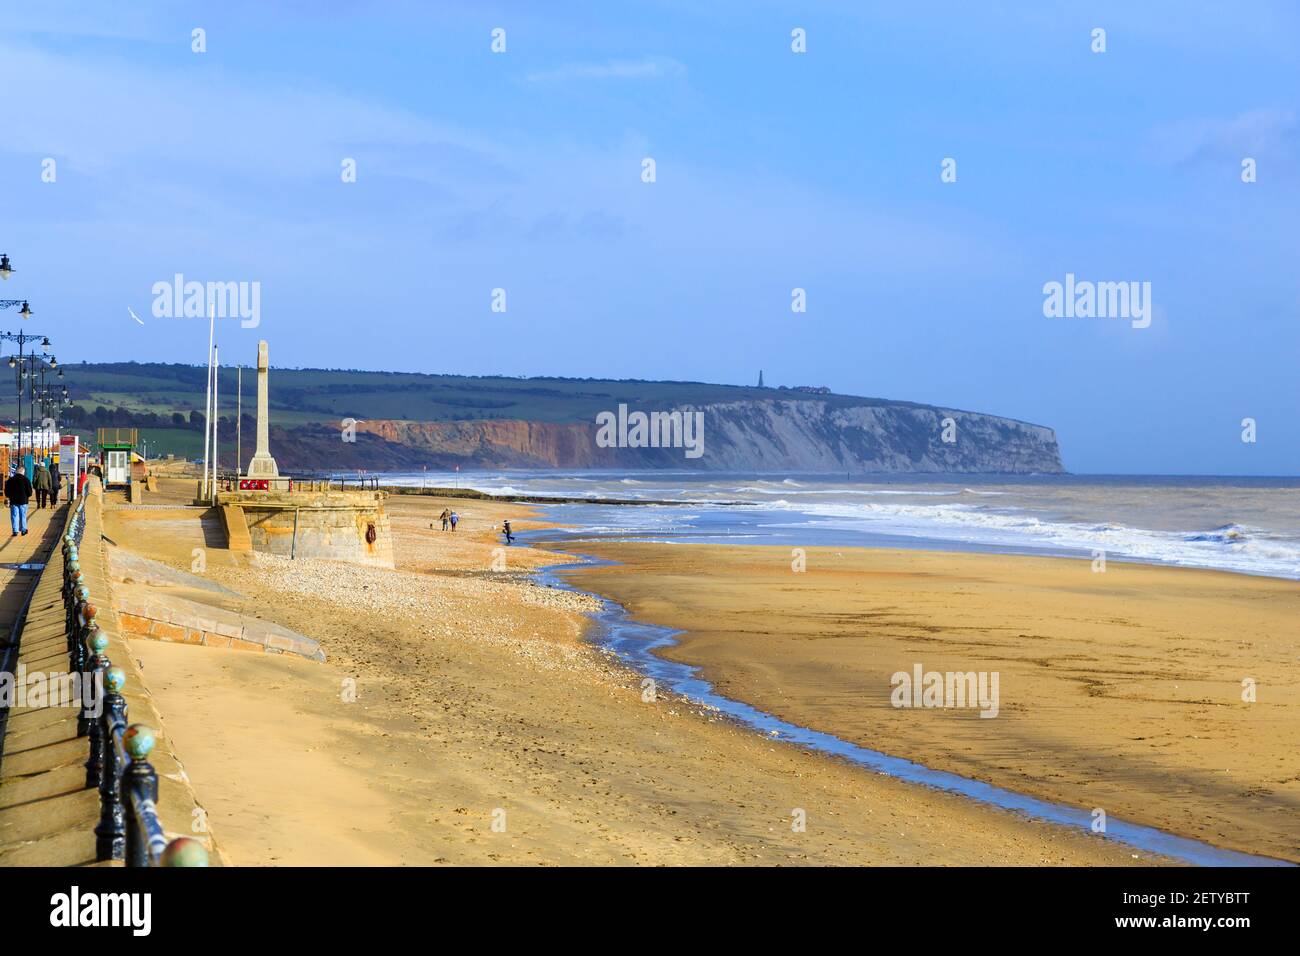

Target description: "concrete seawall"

left=220, top=489, right=394, bottom=568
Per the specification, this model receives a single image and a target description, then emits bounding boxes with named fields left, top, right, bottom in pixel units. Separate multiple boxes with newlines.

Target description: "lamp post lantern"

left=0, top=299, right=33, bottom=320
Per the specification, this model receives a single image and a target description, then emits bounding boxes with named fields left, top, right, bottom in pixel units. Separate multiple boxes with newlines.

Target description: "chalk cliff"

left=340, top=399, right=1064, bottom=473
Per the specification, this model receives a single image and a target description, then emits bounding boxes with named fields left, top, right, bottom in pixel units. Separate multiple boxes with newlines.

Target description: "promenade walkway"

left=0, top=502, right=97, bottom=864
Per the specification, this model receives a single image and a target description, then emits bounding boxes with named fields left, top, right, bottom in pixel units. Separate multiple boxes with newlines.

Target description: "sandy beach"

left=560, top=541, right=1300, bottom=864
left=100, top=481, right=1157, bottom=866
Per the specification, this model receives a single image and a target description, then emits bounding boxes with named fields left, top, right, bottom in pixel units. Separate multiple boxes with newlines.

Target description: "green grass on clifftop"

left=48, top=362, right=934, bottom=426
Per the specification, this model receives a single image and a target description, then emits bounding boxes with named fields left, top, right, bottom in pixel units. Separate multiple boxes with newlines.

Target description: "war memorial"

left=212, top=340, right=393, bottom=568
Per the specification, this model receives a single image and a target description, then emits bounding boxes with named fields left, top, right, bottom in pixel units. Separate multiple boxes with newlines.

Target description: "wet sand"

left=560, top=542, right=1300, bottom=864
left=106, top=483, right=1154, bottom=865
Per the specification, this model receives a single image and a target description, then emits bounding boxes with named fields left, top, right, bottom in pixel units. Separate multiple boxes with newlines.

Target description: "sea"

left=378, top=471, right=1300, bottom=580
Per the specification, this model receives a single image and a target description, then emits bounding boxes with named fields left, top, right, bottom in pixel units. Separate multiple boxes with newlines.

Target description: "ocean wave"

left=374, top=472, right=1300, bottom=580
left=482, top=485, right=526, bottom=496
left=777, top=501, right=1300, bottom=579
left=1186, top=523, right=1254, bottom=543
left=730, top=486, right=961, bottom=497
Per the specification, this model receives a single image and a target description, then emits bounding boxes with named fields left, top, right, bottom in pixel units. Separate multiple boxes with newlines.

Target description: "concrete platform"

left=216, top=488, right=394, bottom=567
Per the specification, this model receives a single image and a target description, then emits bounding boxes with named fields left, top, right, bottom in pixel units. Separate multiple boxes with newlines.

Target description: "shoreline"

left=552, top=537, right=1300, bottom=865
left=533, top=545, right=1289, bottom=866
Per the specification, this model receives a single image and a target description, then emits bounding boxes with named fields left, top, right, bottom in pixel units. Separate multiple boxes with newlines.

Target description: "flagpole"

left=236, top=365, right=242, bottom=478
left=201, top=305, right=215, bottom=498
left=211, top=346, right=219, bottom=504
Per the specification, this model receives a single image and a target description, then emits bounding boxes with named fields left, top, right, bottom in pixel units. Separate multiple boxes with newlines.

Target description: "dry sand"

left=104, top=481, right=1155, bottom=866
left=561, top=542, right=1300, bottom=863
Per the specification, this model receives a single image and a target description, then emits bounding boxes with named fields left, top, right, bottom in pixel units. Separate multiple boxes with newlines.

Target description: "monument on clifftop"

left=245, top=339, right=279, bottom=479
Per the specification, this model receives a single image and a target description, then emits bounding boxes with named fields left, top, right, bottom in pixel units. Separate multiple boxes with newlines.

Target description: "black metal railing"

left=326, top=474, right=380, bottom=491
left=223, top=472, right=381, bottom=493
left=62, top=497, right=209, bottom=867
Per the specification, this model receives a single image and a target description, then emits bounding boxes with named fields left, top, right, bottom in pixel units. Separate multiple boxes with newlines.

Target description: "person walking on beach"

left=50, top=460, right=61, bottom=506
left=449, top=511, right=459, bottom=532
left=440, top=508, right=450, bottom=531
left=32, top=462, right=52, bottom=510
left=502, top=519, right=515, bottom=545
left=5, top=467, right=33, bottom=537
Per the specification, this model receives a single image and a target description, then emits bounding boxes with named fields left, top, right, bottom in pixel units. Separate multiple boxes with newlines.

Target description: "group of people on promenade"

left=4, top=458, right=64, bottom=537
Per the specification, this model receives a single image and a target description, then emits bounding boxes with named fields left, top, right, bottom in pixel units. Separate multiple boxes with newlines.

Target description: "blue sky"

left=1, top=1, right=1296, bottom=474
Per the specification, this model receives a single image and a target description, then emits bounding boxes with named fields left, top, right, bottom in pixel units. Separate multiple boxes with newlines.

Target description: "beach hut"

left=97, top=427, right=138, bottom=488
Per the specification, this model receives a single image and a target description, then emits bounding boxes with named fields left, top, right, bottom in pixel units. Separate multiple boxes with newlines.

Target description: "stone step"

left=220, top=504, right=252, bottom=552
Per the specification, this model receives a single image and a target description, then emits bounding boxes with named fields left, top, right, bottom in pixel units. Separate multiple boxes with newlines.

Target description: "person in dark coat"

left=5, top=467, right=33, bottom=536
left=33, top=462, right=52, bottom=509
left=50, top=460, right=61, bottom=506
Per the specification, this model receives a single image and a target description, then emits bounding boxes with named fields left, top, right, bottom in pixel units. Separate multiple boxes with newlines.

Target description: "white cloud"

left=0, top=41, right=506, bottom=183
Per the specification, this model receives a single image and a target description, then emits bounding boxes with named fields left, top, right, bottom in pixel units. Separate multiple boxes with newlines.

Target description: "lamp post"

left=29, top=353, right=60, bottom=460
left=1, top=329, right=48, bottom=418
left=1, top=256, right=50, bottom=470
left=3, top=334, right=54, bottom=470
left=36, top=387, right=66, bottom=461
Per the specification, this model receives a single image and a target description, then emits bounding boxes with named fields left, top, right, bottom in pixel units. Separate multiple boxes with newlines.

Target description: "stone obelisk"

left=245, top=339, right=279, bottom=478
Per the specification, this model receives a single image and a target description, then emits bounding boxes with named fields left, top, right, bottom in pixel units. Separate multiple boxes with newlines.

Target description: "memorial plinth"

left=218, top=488, right=394, bottom=568
left=245, top=339, right=279, bottom=479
